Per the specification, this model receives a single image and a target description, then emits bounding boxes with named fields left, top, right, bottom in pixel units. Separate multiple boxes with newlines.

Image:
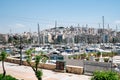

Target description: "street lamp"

left=19, top=36, right=23, bottom=65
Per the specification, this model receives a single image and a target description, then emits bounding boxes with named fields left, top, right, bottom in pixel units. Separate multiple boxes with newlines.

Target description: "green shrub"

left=96, top=52, right=101, bottom=57
left=91, top=71, right=120, bottom=80
left=73, top=55, right=77, bottom=59
left=95, top=58, right=99, bottom=62
left=68, top=56, right=72, bottom=59
left=102, top=52, right=108, bottom=57
left=104, top=58, right=109, bottom=62
left=110, top=52, right=116, bottom=57
left=86, top=57, right=89, bottom=61
left=80, top=53, right=87, bottom=59
left=68, top=55, right=81, bottom=59
left=0, top=74, right=17, bottom=80
left=88, top=52, right=96, bottom=56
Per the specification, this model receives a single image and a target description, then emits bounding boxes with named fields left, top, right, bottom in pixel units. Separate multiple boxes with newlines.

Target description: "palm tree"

left=25, top=49, right=48, bottom=80
left=0, top=51, right=7, bottom=78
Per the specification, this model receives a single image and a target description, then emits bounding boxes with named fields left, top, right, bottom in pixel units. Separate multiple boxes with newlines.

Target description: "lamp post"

left=19, top=36, right=23, bottom=65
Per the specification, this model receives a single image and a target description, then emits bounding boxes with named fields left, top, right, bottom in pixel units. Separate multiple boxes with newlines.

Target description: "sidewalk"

left=0, top=62, right=91, bottom=80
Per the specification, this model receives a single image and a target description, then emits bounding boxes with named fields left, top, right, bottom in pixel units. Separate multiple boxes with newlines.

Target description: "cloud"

left=14, top=23, right=26, bottom=28
left=7, top=23, right=28, bottom=33
left=114, top=20, right=120, bottom=24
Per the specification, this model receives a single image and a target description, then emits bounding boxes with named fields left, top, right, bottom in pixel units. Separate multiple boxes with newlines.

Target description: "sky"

left=0, top=0, right=120, bottom=34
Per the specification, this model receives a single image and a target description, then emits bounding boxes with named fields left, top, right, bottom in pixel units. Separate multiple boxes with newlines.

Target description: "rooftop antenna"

left=116, top=25, right=118, bottom=37
left=107, top=24, right=110, bottom=43
left=29, top=28, right=31, bottom=33
left=78, top=24, right=80, bottom=27
left=99, top=23, right=101, bottom=28
left=86, top=24, right=88, bottom=27
left=102, top=16, right=104, bottom=33
left=86, top=24, right=88, bottom=31
left=9, top=29, right=12, bottom=35
left=82, top=25, right=84, bottom=28
left=29, top=28, right=32, bottom=44
left=116, top=25, right=118, bottom=32
left=54, top=20, right=57, bottom=44
left=55, top=20, right=57, bottom=35
left=108, top=24, right=109, bottom=29
left=77, top=24, right=80, bottom=33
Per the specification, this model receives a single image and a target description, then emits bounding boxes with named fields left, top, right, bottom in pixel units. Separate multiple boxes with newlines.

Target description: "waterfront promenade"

left=0, top=62, right=91, bottom=80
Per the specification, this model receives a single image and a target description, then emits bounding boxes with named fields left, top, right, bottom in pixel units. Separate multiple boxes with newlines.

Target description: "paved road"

left=0, top=62, right=91, bottom=80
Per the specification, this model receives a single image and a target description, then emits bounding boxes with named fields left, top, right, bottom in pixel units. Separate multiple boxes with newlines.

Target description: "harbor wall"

left=5, top=58, right=83, bottom=74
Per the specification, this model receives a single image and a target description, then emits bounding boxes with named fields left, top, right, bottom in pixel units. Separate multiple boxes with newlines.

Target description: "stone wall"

left=5, top=58, right=83, bottom=74
left=66, top=65, right=83, bottom=74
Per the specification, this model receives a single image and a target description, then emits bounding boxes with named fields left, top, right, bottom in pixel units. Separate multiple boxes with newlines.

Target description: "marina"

left=0, top=0, right=120, bottom=80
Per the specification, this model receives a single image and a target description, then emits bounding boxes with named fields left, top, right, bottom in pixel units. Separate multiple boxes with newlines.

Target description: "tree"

left=25, top=49, right=48, bottom=80
left=0, top=51, right=7, bottom=78
left=8, top=36, right=13, bottom=43
left=74, top=35, right=79, bottom=43
left=13, top=36, right=20, bottom=46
